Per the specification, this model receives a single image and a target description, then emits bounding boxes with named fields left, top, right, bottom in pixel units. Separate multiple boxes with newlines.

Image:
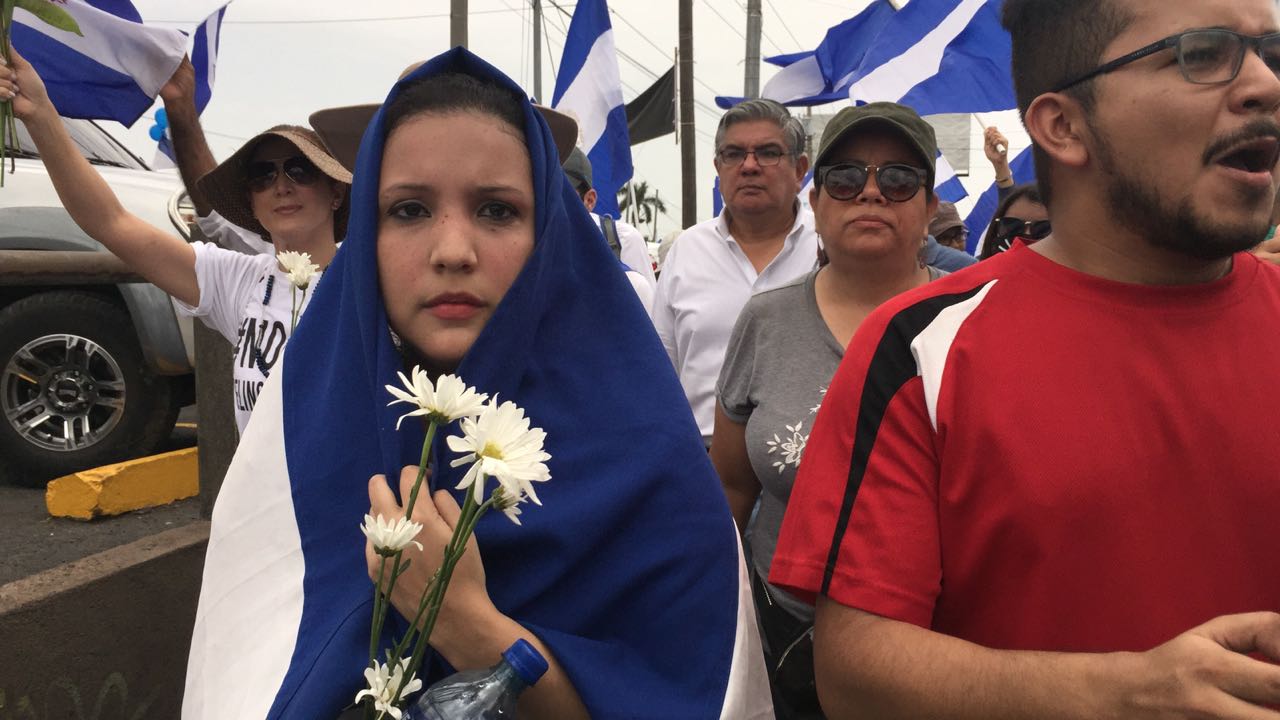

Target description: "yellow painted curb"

left=46, top=447, right=199, bottom=520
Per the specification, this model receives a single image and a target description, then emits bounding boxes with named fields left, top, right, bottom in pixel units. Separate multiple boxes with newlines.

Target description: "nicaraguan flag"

left=964, top=146, right=1035, bottom=254
left=12, top=0, right=186, bottom=126
left=716, top=0, right=896, bottom=109
left=847, top=0, right=1015, bottom=117
left=184, top=47, right=771, bottom=719
left=935, top=150, right=968, bottom=202
left=158, top=2, right=229, bottom=161
left=552, top=0, right=633, bottom=218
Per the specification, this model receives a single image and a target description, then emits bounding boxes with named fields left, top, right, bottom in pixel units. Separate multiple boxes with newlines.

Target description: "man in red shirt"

left=771, top=0, right=1280, bottom=717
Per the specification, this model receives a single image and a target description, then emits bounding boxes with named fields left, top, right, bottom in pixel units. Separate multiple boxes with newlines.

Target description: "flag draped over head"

left=12, top=0, right=186, bottom=126
left=715, top=0, right=896, bottom=109
left=184, top=47, right=771, bottom=720
left=965, top=146, right=1035, bottom=254
left=552, top=0, right=633, bottom=218
left=158, top=2, right=230, bottom=161
left=847, top=0, right=1014, bottom=117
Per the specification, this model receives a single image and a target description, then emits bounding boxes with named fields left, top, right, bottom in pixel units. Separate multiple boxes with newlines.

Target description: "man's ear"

left=795, top=153, right=811, bottom=184
left=583, top=188, right=598, bottom=212
left=1025, top=93, right=1091, bottom=171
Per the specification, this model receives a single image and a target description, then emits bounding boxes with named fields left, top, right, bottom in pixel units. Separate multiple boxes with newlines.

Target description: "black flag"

left=625, top=67, right=675, bottom=146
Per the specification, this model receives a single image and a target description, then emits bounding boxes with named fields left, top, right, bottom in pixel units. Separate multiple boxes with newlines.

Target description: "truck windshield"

left=8, top=118, right=147, bottom=170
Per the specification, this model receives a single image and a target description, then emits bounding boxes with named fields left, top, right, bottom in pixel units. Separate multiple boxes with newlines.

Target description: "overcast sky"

left=115, top=0, right=1028, bottom=238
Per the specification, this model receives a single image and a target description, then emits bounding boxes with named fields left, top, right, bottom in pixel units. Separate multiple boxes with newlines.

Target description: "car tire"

left=0, top=291, right=179, bottom=488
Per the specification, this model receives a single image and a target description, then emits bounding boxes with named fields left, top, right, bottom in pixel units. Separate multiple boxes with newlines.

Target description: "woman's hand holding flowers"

left=365, top=466, right=496, bottom=665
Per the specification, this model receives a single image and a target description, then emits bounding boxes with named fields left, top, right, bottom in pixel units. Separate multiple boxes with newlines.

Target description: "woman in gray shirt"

left=711, top=102, right=951, bottom=719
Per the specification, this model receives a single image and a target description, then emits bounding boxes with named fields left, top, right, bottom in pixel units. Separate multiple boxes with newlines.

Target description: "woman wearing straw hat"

left=1, top=49, right=351, bottom=434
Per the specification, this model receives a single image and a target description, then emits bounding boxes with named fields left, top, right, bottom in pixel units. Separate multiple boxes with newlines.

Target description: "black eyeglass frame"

left=1052, top=29, right=1280, bottom=94
left=815, top=163, right=929, bottom=203
left=715, top=146, right=792, bottom=168
left=992, top=217, right=1052, bottom=243
left=245, top=156, right=321, bottom=193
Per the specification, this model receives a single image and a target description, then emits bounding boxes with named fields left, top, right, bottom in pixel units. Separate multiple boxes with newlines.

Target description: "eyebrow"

left=378, top=183, right=528, bottom=199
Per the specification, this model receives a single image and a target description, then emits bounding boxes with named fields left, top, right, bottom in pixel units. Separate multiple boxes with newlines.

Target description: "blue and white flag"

left=184, top=48, right=771, bottom=719
left=716, top=0, right=896, bottom=109
left=964, top=146, right=1035, bottom=254
left=552, top=0, right=632, bottom=218
left=935, top=151, right=968, bottom=202
left=848, top=0, right=1014, bottom=117
left=12, top=0, right=186, bottom=126
left=157, top=2, right=230, bottom=161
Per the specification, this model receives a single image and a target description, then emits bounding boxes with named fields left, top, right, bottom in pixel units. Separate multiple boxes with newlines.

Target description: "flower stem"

left=368, top=555, right=390, bottom=665
left=404, top=420, right=438, bottom=519
left=290, top=285, right=299, bottom=333
left=369, top=420, right=438, bottom=672
left=399, top=487, right=496, bottom=691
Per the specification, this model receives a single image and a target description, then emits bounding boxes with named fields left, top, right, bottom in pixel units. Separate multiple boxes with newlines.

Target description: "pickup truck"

left=0, top=118, right=194, bottom=487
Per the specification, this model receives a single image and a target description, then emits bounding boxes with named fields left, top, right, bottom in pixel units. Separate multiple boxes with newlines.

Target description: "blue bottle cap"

left=502, top=639, right=549, bottom=686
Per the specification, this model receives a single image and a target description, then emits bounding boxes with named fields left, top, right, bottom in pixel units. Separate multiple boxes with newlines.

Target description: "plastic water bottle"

left=406, top=639, right=549, bottom=719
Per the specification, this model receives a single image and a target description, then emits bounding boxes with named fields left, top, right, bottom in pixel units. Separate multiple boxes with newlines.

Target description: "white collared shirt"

left=651, top=208, right=819, bottom=442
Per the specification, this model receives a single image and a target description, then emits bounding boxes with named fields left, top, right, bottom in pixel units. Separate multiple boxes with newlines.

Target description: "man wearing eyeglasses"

left=771, top=0, right=1280, bottom=717
left=651, top=99, right=818, bottom=446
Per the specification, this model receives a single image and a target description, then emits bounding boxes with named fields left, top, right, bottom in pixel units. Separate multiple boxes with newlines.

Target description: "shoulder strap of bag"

left=600, top=214, right=623, bottom=260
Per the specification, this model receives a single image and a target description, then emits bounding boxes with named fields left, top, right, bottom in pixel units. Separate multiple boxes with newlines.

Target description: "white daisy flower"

left=354, top=658, right=422, bottom=720
left=277, top=250, right=320, bottom=289
left=492, top=486, right=525, bottom=526
left=360, top=514, right=423, bottom=557
left=386, top=367, right=489, bottom=429
left=446, top=397, right=552, bottom=507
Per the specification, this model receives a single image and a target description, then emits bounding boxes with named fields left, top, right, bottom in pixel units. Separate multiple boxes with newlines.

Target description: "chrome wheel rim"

left=2, top=334, right=126, bottom=452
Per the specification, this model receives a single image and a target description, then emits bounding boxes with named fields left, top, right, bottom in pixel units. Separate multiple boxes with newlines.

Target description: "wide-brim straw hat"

left=196, top=125, right=354, bottom=241
left=310, top=63, right=579, bottom=171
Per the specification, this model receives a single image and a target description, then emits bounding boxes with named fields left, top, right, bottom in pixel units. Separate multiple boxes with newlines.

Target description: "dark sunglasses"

left=816, top=163, right=927, bottom=203
left=992, top=217, right=1052, bottom=248
left=245, top=156, right=321, bottom=193
left=1053, top=29, right=1280, bottom=93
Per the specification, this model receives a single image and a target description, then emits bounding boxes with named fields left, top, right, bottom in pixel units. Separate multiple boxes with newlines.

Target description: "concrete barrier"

left=0, top=522, right=209, bottom=719
left=45, top=447, right=199, bottom=520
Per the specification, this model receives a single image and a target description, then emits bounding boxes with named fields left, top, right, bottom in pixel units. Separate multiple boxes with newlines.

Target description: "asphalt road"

left=0, top=406, right=202, bottom=586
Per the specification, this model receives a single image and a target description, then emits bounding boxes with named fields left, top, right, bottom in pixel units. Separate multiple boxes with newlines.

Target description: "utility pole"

left=451, top=0, right=467, bottom=48
left=744, top=0, right=762, bottom=98
left=532, top=0, right=543, bottom=101
left=679, top=0, right=696, bottom=227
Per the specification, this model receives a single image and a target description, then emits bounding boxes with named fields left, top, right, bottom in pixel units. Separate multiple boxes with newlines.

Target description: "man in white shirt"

left=563, top=148, right=658, bottom=313
left=652, top=99, right=819, bottom=445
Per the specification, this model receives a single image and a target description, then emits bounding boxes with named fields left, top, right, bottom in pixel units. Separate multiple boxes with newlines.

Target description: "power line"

left=148, top=8, right=519, bottom=25
left=764, top=0, right=803, bottom=48
left=700, top=0, right=745, bottom=41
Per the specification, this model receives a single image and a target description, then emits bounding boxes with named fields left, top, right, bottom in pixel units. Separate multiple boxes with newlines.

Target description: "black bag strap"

left=600, top=214, right=623, bottom=260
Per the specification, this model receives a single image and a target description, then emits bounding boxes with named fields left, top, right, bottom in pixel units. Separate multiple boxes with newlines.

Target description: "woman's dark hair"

left=980, top=183, right=1044, bottom=260
left=384, top=72, right=526, bottom=139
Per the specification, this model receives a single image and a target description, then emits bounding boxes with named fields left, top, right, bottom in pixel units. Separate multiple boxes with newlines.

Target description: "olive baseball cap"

left=814, top=101, right=938, bottom=189
left=563, top=147, right=593, bottom=189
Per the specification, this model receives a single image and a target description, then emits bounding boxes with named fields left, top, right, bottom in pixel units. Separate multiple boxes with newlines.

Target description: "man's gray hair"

left=714, top=99, right=806, bottom=157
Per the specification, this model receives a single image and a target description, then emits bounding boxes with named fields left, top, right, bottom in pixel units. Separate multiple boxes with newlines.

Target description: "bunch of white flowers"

left=357, top=367, right=551, bottom=715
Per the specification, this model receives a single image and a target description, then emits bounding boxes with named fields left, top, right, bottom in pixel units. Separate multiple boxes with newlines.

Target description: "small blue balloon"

left=154, top=107, right=168, bottom=128
left=148, top=124, right=165, bottom=141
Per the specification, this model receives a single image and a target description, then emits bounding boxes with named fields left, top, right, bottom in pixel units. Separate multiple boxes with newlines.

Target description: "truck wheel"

left=0, top=291, right=179, bottom=488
